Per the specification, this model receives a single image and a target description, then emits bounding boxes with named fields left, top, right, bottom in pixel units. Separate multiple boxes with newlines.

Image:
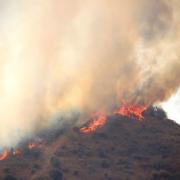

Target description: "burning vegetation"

left=115, top=103, right=146, bottom=120
left=0, top=0, right=179, bottom=179
left=28, top=143, right=36, bottom=150
left=80, top=112, right=107, bottom=133
left=0, top=106, right=179, bottom=180
left=0, top=150, right=8, bottom=161
left=0, top=143, right=37, bottom=161
left=80, top=103, right=147, bottom=134
left=0, top=103, right=147, bottom=160
left=0, top=104, right=164, bottom=163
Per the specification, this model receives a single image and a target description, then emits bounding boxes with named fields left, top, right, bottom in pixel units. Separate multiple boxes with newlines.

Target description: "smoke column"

left=0, top=0, right=179, bottom=148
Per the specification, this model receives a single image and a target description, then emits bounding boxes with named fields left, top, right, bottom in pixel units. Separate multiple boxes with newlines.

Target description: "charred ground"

left=0, top=107, right=180, bottom=180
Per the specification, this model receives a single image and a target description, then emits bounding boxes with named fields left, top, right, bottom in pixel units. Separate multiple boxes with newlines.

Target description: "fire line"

left=80, top=103, right=146, bottom=134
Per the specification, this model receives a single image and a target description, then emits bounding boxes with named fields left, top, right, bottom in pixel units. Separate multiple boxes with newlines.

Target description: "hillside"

left=0, top=108, right=180, bottom=180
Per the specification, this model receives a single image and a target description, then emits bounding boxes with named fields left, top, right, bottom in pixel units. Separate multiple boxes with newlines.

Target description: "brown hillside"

left=0, top=108, right=180, bottom=180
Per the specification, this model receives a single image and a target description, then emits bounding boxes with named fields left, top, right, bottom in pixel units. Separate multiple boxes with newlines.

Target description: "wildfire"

left=0, top=150, right=8, bottom=161
left=0, top=143, right=37, bottom=161
left=115, top=103, right=146, bottom=120
left=80, top=112, right=107, bottom=133
left=80, top=103, right=146, bottom=134
left=28, top=143, right=35, bottom=150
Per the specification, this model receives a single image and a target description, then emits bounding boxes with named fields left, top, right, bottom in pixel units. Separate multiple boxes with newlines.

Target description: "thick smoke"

left=0, top=0, right=179, bottom=148
left=134, top=0, right=180, bottom=105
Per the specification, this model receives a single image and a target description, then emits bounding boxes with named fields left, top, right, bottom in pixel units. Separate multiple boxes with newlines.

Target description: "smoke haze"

left=0, top=0, right=179, bottom=148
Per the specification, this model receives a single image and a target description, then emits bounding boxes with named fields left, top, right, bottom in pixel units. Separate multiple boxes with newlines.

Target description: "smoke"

left=0, top=0, right=179, bottom=148
left=133, top=0, right=180, bottom=105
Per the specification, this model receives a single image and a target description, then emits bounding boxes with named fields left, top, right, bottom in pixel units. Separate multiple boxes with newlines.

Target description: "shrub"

left=3, top=175, right=17, bottom=180
left=144, top=106, right=167, bottom=119
left=49, top=169, right=63, bottom=180
left=101, top=160, right=110, bottom=169
left=50, top=156, right=61, bottom=168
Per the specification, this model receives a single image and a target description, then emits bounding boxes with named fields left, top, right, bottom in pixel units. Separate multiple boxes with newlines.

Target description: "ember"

left=28, top=143, right=35, bottom=150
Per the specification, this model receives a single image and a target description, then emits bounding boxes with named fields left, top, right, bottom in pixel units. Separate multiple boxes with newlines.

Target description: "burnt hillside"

left=0, top=108, right=180, bottom=180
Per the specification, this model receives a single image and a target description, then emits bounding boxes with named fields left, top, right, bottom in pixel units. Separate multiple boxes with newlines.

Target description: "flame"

left=0, top=150, right=8, bottom=161
left=115, top=103, right=146, bottom=120
left=80, top=112, right=107, bottom=133
left=0, top=142, right=38, bottom=161
left=13, top=149, right=21, bottom=156
left=80, top=103, right=147, bottom=133
left=28, top=143, right=35, bottom=150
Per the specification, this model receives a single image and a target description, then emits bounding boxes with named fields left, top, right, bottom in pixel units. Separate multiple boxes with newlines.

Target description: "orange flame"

left=80, top=112, right=107, bottom=133
left=115, top=103, right=146, bottom=120
left=28, top=143, right=35, bottom=150
left=0, top=143, right=38, bottom=161
left=80, top=103, right=147, bottom=134
left=0, top=150, right=8, bottom=161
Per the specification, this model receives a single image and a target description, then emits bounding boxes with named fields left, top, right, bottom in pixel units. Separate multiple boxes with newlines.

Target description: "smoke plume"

left=0, top=0, right=179, bottom=148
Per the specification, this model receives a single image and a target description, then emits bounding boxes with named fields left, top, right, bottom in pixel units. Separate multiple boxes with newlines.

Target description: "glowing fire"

left=28, top=143, right=35, bottom=150
left=0, top=150, right=8, bottom=161
left=80, top=113, right=107, bottom=133
left=0, top=143, right=37, bottom=161
left=80, top=103, right=146, bottom=133
left=115, top=103, right=146, bottom=120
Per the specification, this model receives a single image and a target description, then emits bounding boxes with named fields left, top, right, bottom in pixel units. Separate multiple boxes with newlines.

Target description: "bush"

left=144, top=106, right=167, bottom=119
left=152, top=170, right=177, bottom=180
left=101, top=160, right=110, bottom=169
left=23, top=147, right=41, bottom=159
left=3, top=175, right=17, bottom=180
left=3, top=168, right=10, bottom=174
left=98, top=149, right=107, bottom=158
left=73, top=170, right=79, bottom=176
left=49, top=169, right=63, bottom=180
left=50, top=156, right=61, bottom=168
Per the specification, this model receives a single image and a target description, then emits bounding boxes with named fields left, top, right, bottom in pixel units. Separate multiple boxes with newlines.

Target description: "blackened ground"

left=0, top=107, right=180, bottom=180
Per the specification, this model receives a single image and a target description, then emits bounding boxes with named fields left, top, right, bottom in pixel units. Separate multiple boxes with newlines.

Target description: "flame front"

left=0, top=150, right=8, bottom=161
left=80, top=113, right=107, bottom=133
left=115, top=104, right=146, bottom=120
left=80, top=103, right=146, bottom=134
left=0, top=142, right=37, bottom=162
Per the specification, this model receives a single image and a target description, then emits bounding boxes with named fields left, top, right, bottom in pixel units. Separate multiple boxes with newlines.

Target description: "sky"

left=161, top=89, right=180, bottom=124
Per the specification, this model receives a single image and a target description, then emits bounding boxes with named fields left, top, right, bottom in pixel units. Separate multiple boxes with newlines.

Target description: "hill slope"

left=0, top=108, right=180, bottom=180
